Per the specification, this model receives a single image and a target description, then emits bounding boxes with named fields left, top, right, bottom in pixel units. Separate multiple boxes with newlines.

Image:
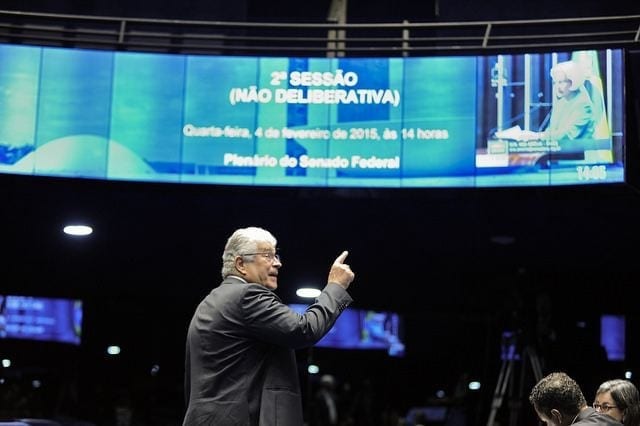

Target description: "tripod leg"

left=528, top=348, right=543, bottom=382
left=509, top=347, right=544, bottom=426
left=487, top=360, right=513, bottom=426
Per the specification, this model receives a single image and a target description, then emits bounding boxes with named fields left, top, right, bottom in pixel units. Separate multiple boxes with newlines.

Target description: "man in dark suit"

left=529, top=372, right=623, bottom=426
left=182, top=226, right=355, bottom=426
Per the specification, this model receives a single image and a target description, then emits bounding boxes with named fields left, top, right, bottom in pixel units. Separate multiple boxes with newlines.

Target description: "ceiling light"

left=63, top=224, right=93, bottom=236
left=106, top=345, right=121, bottom=355
left=296, top=288, right=321, bottom=298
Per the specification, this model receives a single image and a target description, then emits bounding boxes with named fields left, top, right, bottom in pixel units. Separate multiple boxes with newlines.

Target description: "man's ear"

left=550, top=409, right=564, bottom=425
left=234, top=256, right=248, bottom=276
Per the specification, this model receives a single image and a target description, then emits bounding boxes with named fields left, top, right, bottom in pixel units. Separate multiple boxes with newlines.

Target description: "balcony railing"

left=0, top=9, right=639, bottom=56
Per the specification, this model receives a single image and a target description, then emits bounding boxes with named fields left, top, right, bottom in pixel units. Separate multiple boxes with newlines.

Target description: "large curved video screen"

left=0, top=44, right=625, bottom=187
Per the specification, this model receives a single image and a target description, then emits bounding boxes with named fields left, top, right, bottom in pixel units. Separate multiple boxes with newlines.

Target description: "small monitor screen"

left=600, top=314, right=625, bottom=361
left=289, top=304, right=405, bottom=357
left=0, top=295, right=83, bottom=345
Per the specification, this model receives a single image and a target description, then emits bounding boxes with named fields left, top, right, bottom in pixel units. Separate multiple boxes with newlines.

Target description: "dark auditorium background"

left=2, top=0, right=640, bottom=425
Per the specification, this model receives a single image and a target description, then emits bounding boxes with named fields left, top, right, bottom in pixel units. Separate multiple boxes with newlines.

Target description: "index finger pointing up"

left=333, top=250, right=349, bottom=265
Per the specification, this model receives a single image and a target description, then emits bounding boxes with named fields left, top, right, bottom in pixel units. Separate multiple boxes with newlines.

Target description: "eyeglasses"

left=593, top=403, right=618, bottom=412
left=241, top=252, right=281, bottom=263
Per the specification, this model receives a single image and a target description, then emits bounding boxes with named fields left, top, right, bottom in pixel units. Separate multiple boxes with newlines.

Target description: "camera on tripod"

left=500, top=330, right=521, bottom=362
left=487, top=329, right=543, bottom=426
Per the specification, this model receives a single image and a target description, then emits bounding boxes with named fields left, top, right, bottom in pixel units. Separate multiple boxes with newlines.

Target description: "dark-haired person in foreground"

left=182, top=226, right=355, bottom=426
left=529, top=372, right=623, bottom=426
left=594, top=379, right=640, bottom=426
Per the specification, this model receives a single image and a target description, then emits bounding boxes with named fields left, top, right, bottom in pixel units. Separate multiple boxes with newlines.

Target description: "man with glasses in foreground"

left=529, top=372, right=623, bottom=426
left=182, top=226, right=355, bottom=426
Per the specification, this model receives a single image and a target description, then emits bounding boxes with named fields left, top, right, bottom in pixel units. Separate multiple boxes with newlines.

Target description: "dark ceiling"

left=4, top=171, right=640, bottom=333
left=5, top=173, right=640, bottom=313
left=3, top=0, right=640, bottom=22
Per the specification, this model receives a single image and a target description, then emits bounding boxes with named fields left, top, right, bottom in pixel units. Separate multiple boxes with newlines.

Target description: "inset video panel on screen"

left=0, top=44, right=625, bottom=188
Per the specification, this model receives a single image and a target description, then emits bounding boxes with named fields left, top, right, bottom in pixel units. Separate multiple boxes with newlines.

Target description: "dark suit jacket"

left=183, top=276, right=352, bottom=426
left=574, top=407, right=624, bottom=426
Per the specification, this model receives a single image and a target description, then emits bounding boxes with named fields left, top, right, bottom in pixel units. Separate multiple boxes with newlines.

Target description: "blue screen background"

left=0, top=44, right=625, bottom=187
